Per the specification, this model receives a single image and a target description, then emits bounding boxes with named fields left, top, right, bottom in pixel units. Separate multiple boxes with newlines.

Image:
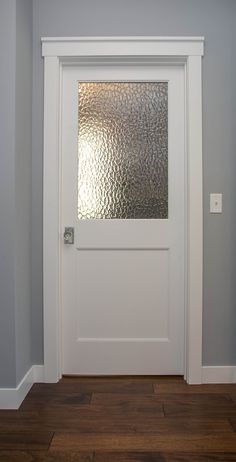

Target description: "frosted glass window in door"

left=78, top=82, right=168, bottom=219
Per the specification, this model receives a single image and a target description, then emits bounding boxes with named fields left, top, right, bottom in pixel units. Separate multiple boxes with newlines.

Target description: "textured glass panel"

left=78, top=82, right=168, bottom=219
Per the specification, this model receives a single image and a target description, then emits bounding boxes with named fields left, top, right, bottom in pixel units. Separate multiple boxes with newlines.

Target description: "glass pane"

left=78, top=82, right=168, bottom=219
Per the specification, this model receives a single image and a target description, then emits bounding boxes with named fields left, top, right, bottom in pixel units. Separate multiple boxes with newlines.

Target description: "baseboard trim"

left=202, top=366, right=236, bottom=383
left=33, top=365, right=45, bottom=382
left=0, top=365, right=45, bottom=409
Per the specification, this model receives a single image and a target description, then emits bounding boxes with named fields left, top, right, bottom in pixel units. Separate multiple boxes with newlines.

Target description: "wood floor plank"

left=95, top=453, right=166, bottom=461
left=26, top=380, right=154, bottom=395
left=50, top=433, right=236, bottom=452
left=94, top=452, right=236, bottom=461
left=0, top=411, right=38, bottom=419
left=38, top=404, right=164, bottom=423
left=0, top=433, right=53, bottom=450
left=0, top=451, right=93, bottom=461
left=0, top=410, right=39, bottom=427
left=91, top=392, right=236, bottom=418
left=91, top=393, right=164, bottom=413
left=19, top=390, right=91, bottom=411
left=229, top=419, right=236, bottom=432
left=154, top=382, right=236, bottom=394
left=49, top=393, right=91, bottom=406
left=0, top=412, right=230, bottom=434
left=91, top=392, right=233, bottom=406
left=36, top=415, right=235, bottom=435
left=162, top=394, right=236, bottom=418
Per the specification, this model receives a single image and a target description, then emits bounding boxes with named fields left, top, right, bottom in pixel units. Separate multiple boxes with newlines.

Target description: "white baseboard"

left=33, top=365, right=45, bottom=382
left=202, top=366, right=236, bottom=383
left=0, top=365, right=45, bottom=409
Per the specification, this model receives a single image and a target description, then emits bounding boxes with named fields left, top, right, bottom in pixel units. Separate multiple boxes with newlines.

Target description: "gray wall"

left=15, top=0, right=33, bottom=384
left=0, top=0, right=32, bottom=387
left=32, top=0, right=236, bottom=366
left=0, top=0, right=17, bottom=387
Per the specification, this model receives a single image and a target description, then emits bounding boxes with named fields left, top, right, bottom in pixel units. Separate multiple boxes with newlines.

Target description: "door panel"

left=76, top=249, right=169, bottom=340
left=61, top=65, right=185, bottom=374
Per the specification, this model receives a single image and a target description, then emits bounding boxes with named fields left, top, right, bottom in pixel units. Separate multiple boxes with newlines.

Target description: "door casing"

left=42, top=36, right=204, bottom=384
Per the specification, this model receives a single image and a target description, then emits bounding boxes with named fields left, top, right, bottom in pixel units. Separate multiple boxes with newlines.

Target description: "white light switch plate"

left=210, top=193, right=222, bottom=213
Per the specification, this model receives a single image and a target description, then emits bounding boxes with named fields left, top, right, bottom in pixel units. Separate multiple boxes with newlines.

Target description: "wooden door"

left=61, top=64, right=185, bottom=374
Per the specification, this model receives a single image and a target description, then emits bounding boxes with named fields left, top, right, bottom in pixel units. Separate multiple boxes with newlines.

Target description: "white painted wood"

left=42, top=36, right=204, bottom=58
left=202, top=366, right=236, bottom=384
left=42, top=36, right=205, bottom=42
left=42, top=37, right=204, bottom=383
left=185, top=56, right=203, bottom=384
left=61, top=65, right=185, bottom=375
left=33, top=365, right=45, bottom=382
left=0, top=365, right=45, bottom=410
left=43, top=57, right=61, bottom=383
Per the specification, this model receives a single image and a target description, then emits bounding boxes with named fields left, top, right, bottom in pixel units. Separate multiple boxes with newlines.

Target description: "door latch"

left=64, top=227, right=74, bottom=244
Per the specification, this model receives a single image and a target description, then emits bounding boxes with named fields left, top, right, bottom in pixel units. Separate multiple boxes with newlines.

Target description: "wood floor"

left=1, top=376, right=236, bottom=461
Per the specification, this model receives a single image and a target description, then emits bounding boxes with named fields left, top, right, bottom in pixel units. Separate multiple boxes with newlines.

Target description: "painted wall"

left=15, top=0, right=33, bottom=384
left=32, top=0, right=236, bottom=366
left=0, top=0, right=17, bottom=387
left=0, top=0, right=32, bottom=387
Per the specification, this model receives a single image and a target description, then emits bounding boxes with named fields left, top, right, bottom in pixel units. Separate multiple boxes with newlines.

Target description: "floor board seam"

left=48, top=431, right=55, bottom=449
left=162, top=403, right=166, bottom=417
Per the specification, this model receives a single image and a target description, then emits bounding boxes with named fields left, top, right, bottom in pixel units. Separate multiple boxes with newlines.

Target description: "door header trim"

left=42, top=36, right=204, bottom=57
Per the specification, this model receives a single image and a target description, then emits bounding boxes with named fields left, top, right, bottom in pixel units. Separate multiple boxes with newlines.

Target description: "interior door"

left=61, top=63, right=185, bottom=375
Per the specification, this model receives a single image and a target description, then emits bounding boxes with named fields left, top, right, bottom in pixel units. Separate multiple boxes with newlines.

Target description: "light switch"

left=210, top=193, right=222, bottom=213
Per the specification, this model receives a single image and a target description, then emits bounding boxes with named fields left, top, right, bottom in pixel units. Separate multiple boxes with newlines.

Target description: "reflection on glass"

left=78, top=82, right=168, bottom=219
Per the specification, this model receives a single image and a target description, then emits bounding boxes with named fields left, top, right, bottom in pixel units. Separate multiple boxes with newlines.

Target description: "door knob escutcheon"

left=64, top=227, right=74, bottom=244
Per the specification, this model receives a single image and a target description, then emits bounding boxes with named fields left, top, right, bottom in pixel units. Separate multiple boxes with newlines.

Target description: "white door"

left=61, top=63, right=185, bottom=375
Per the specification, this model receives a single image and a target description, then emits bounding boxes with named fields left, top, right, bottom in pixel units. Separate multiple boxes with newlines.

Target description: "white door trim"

left=42, top=36, right=204, bottom=384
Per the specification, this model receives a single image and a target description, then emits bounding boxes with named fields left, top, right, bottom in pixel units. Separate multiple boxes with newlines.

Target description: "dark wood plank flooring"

left=1, top=376, right=236, bottom=461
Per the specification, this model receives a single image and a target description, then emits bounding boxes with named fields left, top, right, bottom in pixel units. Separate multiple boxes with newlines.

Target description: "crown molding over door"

left=42, top=36, right=204, bottom=384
